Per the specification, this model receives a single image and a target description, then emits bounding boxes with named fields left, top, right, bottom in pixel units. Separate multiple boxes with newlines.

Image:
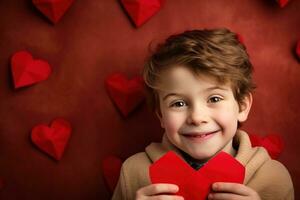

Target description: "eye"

left=170, top=100, right=187, bottom=107
left=208, top=96, right=222, bottom=103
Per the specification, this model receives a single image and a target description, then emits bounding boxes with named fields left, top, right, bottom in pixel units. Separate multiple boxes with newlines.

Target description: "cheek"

left=162, top=112, right=186, bottom=133
left=214, top=105, right=239, bottom=126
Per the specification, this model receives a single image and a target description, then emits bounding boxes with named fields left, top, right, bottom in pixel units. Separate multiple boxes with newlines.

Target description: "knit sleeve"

left=111, top=152, right=152, bottom=200
left=247, top=159, right=294, bottom=200
left=111, top=166, right=127, bottom=200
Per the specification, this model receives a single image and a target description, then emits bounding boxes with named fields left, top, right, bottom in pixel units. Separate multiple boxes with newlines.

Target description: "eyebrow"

left=163, top=93, right=180, bottom=101
left=162, top=86, right=228, bottom=101
left=206, top=86, right=228, bottom=91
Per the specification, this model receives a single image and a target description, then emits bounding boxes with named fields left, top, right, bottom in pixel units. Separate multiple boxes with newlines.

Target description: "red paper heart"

left=277, top=0, right=290, bottom=8
left=150, top=151, right=245, bottom=200
left=102, top=156, right=123, bottom=193
left=120, top=0, right=163, bottom=27
left=105, top=73, right=145, bottom=117
left=31, top=118, right=72, bottom=161
left=32, top=0, right=74, bottom=24
left=296, top=39, right=300, bottom=60
left=11, top=51, right=51, bottom=89
left=236, top=33, right=245, bottom=46
left=249, top=134, right=284, bottom=159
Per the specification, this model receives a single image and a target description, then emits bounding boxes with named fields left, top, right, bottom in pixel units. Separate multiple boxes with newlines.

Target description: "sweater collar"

left=145, top=129, right=271, bottom=184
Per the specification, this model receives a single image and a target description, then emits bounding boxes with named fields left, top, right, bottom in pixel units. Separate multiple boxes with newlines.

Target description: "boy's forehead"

left=157, top=66, right=229, bottom=91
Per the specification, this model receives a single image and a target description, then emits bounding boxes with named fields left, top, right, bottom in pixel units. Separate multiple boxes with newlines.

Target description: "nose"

left=186, top=104, right=209, bottom=126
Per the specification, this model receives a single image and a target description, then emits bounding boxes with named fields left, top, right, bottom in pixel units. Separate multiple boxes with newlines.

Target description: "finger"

left=208, top=192, right=245, bottom=200
left=212, top=182, right=252, bottom=196
left=150, top=195, right=184, bottom=200
left=137, top=183, right=179, bottom=196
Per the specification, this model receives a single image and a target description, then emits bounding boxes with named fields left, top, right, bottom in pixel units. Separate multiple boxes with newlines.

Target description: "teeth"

left=192, top=134, right=207, bottom=138
left=183, top=132, right=217, bottom=138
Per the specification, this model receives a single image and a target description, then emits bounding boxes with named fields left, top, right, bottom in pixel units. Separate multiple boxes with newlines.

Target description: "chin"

left=188, top=149, right=217, bottom=161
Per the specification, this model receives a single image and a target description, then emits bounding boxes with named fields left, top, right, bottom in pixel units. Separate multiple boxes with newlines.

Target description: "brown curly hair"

left=143, top=28, right=256, bottom=113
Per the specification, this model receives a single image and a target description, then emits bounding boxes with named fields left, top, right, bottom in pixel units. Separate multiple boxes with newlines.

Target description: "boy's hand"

left=136, top=183, right=184, bottom=200
left=208, top=182, right=261, bottom=200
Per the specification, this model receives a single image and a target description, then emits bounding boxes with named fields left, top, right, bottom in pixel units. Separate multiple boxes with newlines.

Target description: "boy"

left=112, top=28, right=294, bottom=200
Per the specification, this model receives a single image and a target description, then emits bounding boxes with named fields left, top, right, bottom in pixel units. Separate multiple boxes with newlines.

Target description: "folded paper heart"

left=32, top=0, right=74, bottom=24
left=105, top=73, right=145, bottom=117
left=11, top=51, right=51, bottom=89
left=31, top=118, right=72, bottom=161
left=120, top=0, right=163, bottom=27
left=249, top=134, right=284, bottom=159
left=102, top=155, right=123, bottom=193
left=236, top=33, right=245, bottom=46
left=150, top=151, right=245, bottom=200
left=277, top=0, right=290, bottom=8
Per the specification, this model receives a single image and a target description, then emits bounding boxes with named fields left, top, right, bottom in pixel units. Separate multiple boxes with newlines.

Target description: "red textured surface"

left=0, top=178, right=4, bottom=190
left=296, top=39, right=300, bottom=59
left=0, top=0, right=299, bottom=199
left=150, top=151, right=245, bottom=200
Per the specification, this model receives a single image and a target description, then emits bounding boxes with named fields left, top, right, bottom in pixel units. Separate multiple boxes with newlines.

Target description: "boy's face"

left=156, top=66, right=252, bottom=161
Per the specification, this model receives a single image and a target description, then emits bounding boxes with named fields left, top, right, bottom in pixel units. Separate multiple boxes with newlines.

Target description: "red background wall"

left=0, top=0, right=299, bottom=199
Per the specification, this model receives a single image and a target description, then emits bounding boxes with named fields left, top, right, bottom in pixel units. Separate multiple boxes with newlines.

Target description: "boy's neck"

left=181, top=139, right=237, bottom=167
left=222, top=139, right=237, bottom=157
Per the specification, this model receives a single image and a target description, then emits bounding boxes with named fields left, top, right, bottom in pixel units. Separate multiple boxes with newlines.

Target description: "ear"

left=237, top=93, right=253, bottom=123
left=155, top=109, right=165, bottom=128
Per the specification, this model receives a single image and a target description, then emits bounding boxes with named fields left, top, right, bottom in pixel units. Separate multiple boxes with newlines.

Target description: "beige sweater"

left=112, top=130, right=294, bottom=200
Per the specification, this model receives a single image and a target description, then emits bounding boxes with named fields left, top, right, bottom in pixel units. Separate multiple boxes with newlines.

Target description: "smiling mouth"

left=181, top=130, right=219, bottom=139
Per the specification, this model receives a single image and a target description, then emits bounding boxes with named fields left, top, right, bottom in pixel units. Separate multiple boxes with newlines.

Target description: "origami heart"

left=236, top=33, right=245, bottom=46
left=11, top=51, right=51, bottom=89
left=120, top=0, right=163, bottom=27
left=105, top=73, right=145, bottom=117
left=32, top=0, right=75, bottom=24
left=150, top=151, right=245, bottom=200
left=296, top=39, right=300, bottom=60
left=102, top=155, right=123, bottom=193
left=277, top=0, right=290, bottom=8
left=249, top=134, right=284, bottom=159
left=31, top=118, right=72, bottom=161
